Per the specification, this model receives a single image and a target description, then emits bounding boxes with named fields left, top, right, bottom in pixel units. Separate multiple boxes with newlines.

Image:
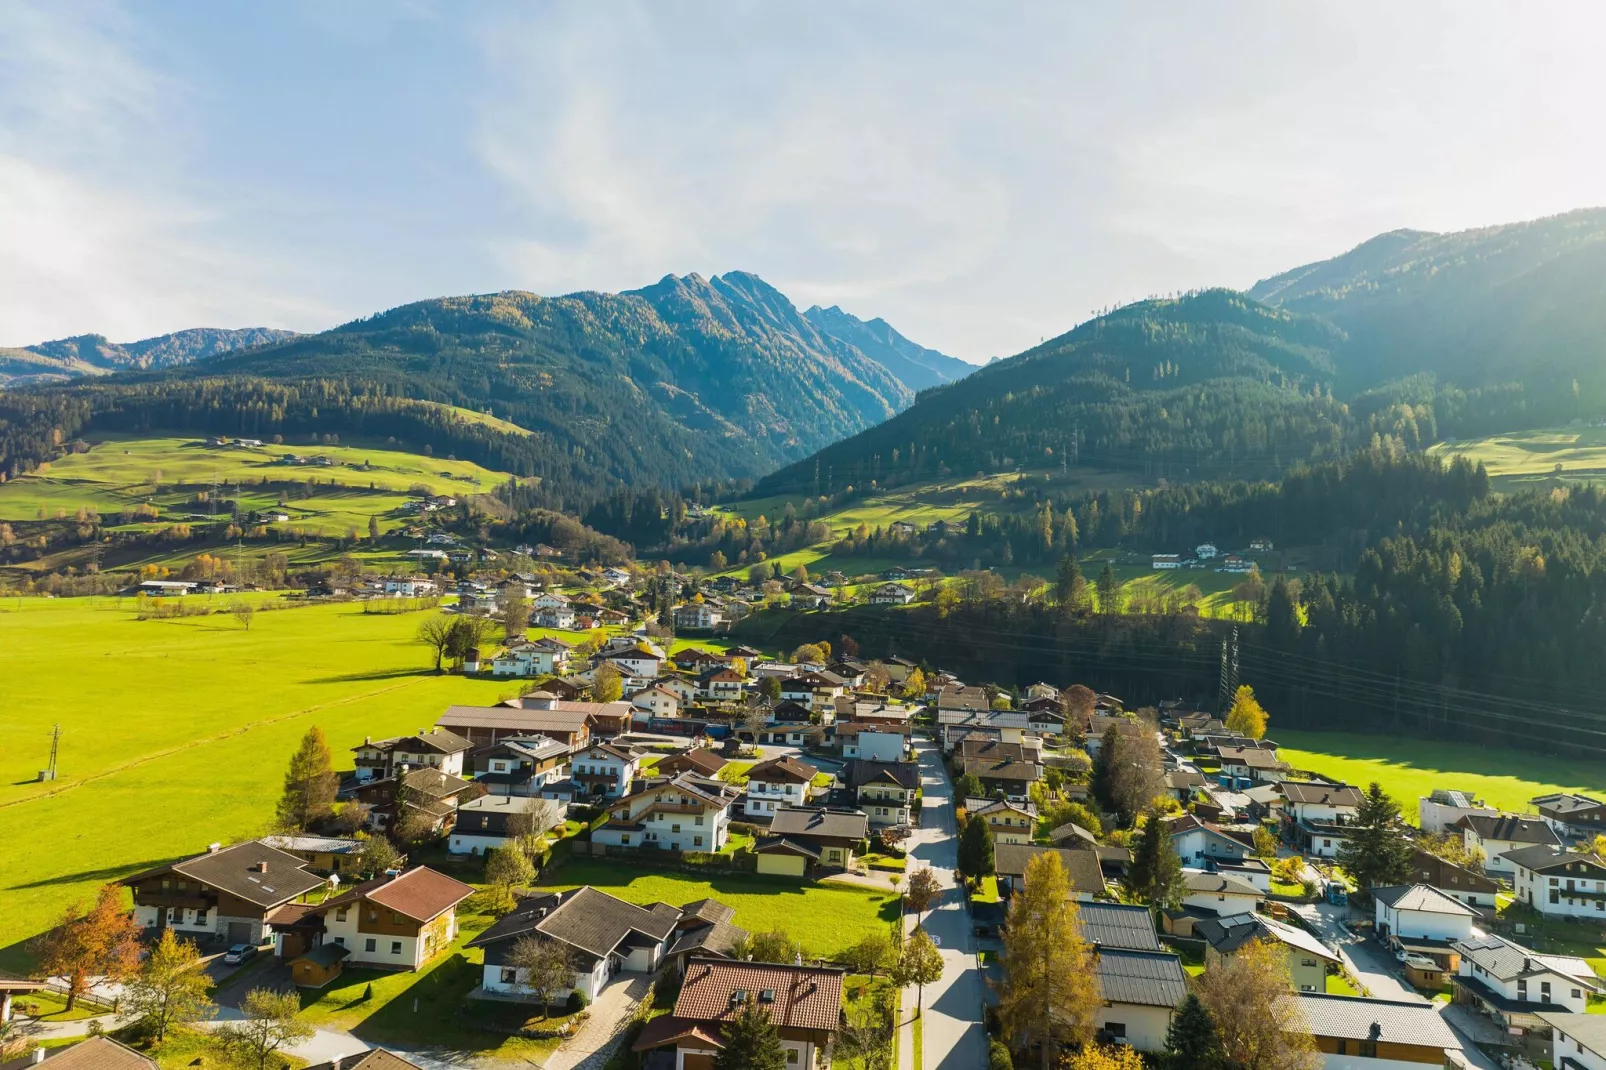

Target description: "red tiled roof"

left=317, top=866, right=474, bottom=922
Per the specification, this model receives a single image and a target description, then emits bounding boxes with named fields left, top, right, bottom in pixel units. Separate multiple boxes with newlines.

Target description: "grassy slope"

left=1430, top=425, right=1606, bottom=490
left=0, top=597, right=514, bottom=972
left=535, top=858, right=898, bottom=958
left=1275, top=729, right=1606, bottom=823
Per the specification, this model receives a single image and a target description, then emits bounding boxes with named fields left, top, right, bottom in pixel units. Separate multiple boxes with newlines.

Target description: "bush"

left=566, top=991, right=587, bottom=1014
left=989, top=1039, right=1014, bottom=1070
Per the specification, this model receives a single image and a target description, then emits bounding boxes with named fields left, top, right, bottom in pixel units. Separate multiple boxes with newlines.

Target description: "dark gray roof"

left=1456, top=814, right=1561, bottom=845
left=768, top=807, right=870, bottom=842
left=1502, top=844, right=1606, bottom=874
left=1093, top=948, right=1188, bottom=1008
left=1454, top=934, right=1582, bottom=982
left=844, top=760, right=920, bottom=791
left=1075, top=902, right=1161, bottom=951
left=667, top=919, right=749, bottom=960
left=1532, top=793, right=1606, bottom=815
left=1194, top=912, right=1339, bottom=963
left=133, top=841, right=324, bottom=908
left=1183, top=872, right=1263, bottom=898
left=466, top=886, right=678, bottom=960
left=993, top=844, right=1106, bottom=895
left=1278, top=782, right=1363, bottom=807
left=1539, top=1012, right=1606, bottom=1056
left=1293, top=994, right=1460, bottom=1050
left=679, top=899, right=737, bottom=927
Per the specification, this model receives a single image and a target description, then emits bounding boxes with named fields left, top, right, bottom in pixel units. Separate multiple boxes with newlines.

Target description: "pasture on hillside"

left=1275, top=729, right=1606, bottom=822
left=1430, top=425, right=1606, bottom=490
left=0, top=597, right=517, bottom=972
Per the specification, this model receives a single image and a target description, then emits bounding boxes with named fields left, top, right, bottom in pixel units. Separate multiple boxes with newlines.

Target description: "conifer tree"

left=1165, top=993, right=1227, bottom=1070
left=714, top=995, right=786, bottom=1070
left=959, top=812, right=996, bottom=881
left=1337, top=782, right=1415, bottom=892
left=276, top=726, right=337, bottom=831
left=995, top=853, right=1098, bottom=1068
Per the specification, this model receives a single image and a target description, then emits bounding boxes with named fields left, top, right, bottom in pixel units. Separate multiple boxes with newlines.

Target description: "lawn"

left=1273, top=730, right=1606, bottom=823
left=1431, top=426, right=1606, bottom=491
left=0, top=597, right=515, bottom=973
left=1326, top=973, right=1361, bottom=996
left=535, top=859, right=899, bottom=958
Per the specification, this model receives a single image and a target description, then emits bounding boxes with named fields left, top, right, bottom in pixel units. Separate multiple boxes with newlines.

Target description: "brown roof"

left=658, top=749, right=728, bottom=776
left=958, top=739, right=1032, bottom=762
left=746, top=756, right=818, bottom=784
left=398, top=767, right=473, bottom=798
left=33, top=1038, right=157, bottom=1070
left=129, top=840, right=325, bottom=908
left=1279, top=782, right=1363, bottom=807
left=673, top=958, right=846, bottom=1033
left=631, top=1016, right=728, bottom=1053
left=994, top=844, right=1107, bottom=895
left=318, top=866, right=474, bottom=922
left=965, top=758, right=1041, bottom=783
left=437, top=704, right=593, bottom=733
left=303, top=1051, right=426, bottom=1070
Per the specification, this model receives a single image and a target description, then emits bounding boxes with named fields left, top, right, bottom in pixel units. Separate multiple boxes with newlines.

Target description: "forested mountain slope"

left=803, top=304, right=975, bottom=392
left=0, top=327, right=296, bottom=387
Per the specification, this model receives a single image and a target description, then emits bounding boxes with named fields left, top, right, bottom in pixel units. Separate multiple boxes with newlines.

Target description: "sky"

left=2, top=2, right=1603, bottom=361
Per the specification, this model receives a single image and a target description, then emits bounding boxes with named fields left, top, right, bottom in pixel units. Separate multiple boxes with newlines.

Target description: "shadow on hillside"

left=303, top=668, right=434, bottom=684
left=7, top=855, right=184, bottom=892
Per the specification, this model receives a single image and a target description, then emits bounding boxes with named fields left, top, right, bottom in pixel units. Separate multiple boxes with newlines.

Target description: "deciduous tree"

left=484, top=846, right=534, bottom=912
left=30, top=884, right=142, bottom=1011
left=735, top=929, right=804, bottom=964
left=275, top=725, right=337, bottom=831
left=214, top=988, right=313, bottom=1070
left=1194, top=938, right=1320, bottom=1070
left=506, top=935, right=579, bottom=1018
left=501, top=591, right=530, bottom=639
left=891, top=928, right=943, bottom=1016
left=1225, top=685, right=1269, bottom=739
left=903, top=866, right=941, bottom=919
left=995, top=852, right=1098, bottom=1068
left=356, top=834, right=402, bottom=877
left=1063, top=1045, right=1145, bottom=1070
left=124, top=928, right=215, bottom=1041
left=415, top=614, right=454, bottom=672
left=231, top=602, right=255, bottom=631
left=840, top=931, right=896, bottom=981
left=591, top=663, right=624, bottom=703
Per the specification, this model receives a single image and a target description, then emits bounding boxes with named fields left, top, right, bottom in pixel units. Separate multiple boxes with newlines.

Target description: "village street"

left=897, top=737, right=990, bottom=1070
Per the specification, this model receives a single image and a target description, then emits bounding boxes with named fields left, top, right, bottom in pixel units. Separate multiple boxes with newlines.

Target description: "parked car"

left=223, top=943, right=258, bottom=965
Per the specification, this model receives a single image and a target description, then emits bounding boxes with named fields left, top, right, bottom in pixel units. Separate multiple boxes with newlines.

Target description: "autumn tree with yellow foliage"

left=1225, top=684, right=1269, bottom=739
left=995, top=852, right=1099, bottom=1069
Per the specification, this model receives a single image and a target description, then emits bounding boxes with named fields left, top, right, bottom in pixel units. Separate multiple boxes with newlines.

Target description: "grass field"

left=1431, top=425, right=1606, bottom=490
left=0, top=597, right=515, bottom=973
left=535, top=859, right=899, bottom=958
left=1275, top=730, right=1606, bottom=823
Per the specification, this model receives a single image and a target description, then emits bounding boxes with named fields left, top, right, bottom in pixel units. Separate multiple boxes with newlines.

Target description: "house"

left=136, top=579, right=202, bottom=596
left=1091, top=948, right=1189, bottom=1051
left=665, top=899, right=751, bottom=976
left=1169, top=815, right=1251, bottom=866
left=1372, top=885, right=1477, bottom=965
left=1542, top=1013, right=1606, bottom=1070
left=5, top=1037, right=159, bottom=1070
left=869, top=582, right=915, bottom=605
left=780, top=671, right=847, bottom=714
left=1196, top=912, right=1340, bottom=993
left=533, top=607, right=576, bottom=629
left=351, top=728, right=473, bottom=783
left=631, top=958, right=845, bottom=1069
left=126, top=840, right=326, bottom=946
left=292, top=867, right=473, bottom=979
left=697, top=666, right=747, bottom=703
left=1181, top=872, right=1265, bottom=916
left=448, top=795, right=564, bottom=855
left=492, top=637, right=573, bottom=678
left=754, top=808, right=870, bottom=876
left=1455, top=934, right=1596, bottom=1036
left=1418, top=788, right=1499, bottom=834
left=631, top=685, right=683, bottom=720
left=436, top=699, right=599, bottom=750
left=1216, top=746, right=1290, bottom=787
left=259, top=835, right=365, bottom=876
left=968, top=756, right=1041, bottom=798
left=742, top=756, right=819, bottom=819
left=607, top=647, right=666, bottom=682
left=1455, top=813, right=1561, bottom=876
left=1195, top=543, right=1219, bottom=559
left=788, top=582, right=833, bottom=608
left=1074, top=901, right=1161, bottom=952
left=938, top=709, right=1029, bottom=752
left=593, top=773, right=739, bottom=853
left=1280, top=781, right=1363, bottom=858
left=674, top=603, right=725, bottom=630
left=1506, top=844, right=1606, bottom=919
left=1151, top=554, right=1182, bottom=570
left=658, top=676, right=701, bottom=706
left=846, top=760, right=920, bottom=827
left=936, top=683, right=990, bottom=713
left=965, top=797, right=1037, bottom=845
left=1293, top=993, right=1463, bottom=1066
left=994, top=844, right=1107, bottom=901
left=834, top=723, right=908, bottom=763
left=656, top=748, right=728, bottom=779
left=1407, top=847, right=1500, bottom=910
left=466, top=887, right=682, bottom=1002
left=568, top=743, right=641, bottom=800
left=356, top=766, right=473, bottom=834
left=1249, top=538, right=1274, bottom=552
left=1532, top=792, right=1606, bottom=839
left=474, top=735, right=569, bottom=796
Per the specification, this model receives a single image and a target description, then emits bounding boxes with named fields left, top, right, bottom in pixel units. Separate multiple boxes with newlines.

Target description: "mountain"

left=1250, top=207, right=1606, bottom=389
left=0, top=328, right=298, bottom=387
left=759, top=209, right=1606, bottom=495
left=803, top=305, right=974, bottom=393
left=0, top=272, right=952, bottom=505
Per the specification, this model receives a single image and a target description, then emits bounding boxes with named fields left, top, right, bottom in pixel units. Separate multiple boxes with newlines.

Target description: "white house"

left=1169, top=816, right=1251, bottom=866
left=869, top=582, right=915, bottom=605
left=836, top=724, right=906, bottom=763
left=1455, top=813, right=1561, bottom=876
left=1181, top=872, right=1265, bottom=915
left=1372, top=884, right=1477, bottom=943
left=1280, top=781, right=1362, bottom=859
left=308, top=867, right=474, bottom=971
left=1195, top=543, right=1219, bottom=560
left=1417, top=788, right=1498, bottom=834
left=1506, top=844, right=1606, bottom=919
left=448, top=795, right=564, bottom=855
left=351, top=729, right=472, bottom=783
left=592, top=773, right=738, bottom=853
left=630, top=686, right=682, bottom=720
left=568, top=743, right=640, bottom=800
left=672, top=603, right=724, bottom=630
left=741, top=756, right=818, bottom=819
left=1151, top=554, right=1182, bottom=570
left=1457, top=935, right=1597, bottom=1035
left=606, top=648, right=665, bottom=681
left=1092, top=949, right=1188, bottom=1052
left=1541, top=1012, right=1606, bottom=1070
left=1292, top=993, right=1463, bottom=1068
left=383, top=577, right=437, bottom=597
left=466, top=887, right=682, bottom=1003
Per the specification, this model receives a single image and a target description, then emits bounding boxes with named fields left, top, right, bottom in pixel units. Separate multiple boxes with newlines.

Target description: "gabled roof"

left=129, top=840, right=325, bottom=908
left=844, top=759, right=919, bottom=791
left=1293, top=993, right=1460, bottom=1051
left=1373, top=883, right=1478, bottom=916
left=1183, top=872, right=1263, bottom=898
left=674, top=958, right=846, bottom=1032
left=1531, top=792, right=1606, bottom=814
left=965, top=797, right=1037, bottom=820
left=1075, top=902, right=1161, bottom=951
left=1455, top=934, right=1603, bottom=990
left=1278, top=781, right=1363, bottom=807
left=1093, top=948, right=1188, bottom=1008
left=467, top=887, right=680, bottom=960
left=656, top=749, right=728, bottom=776
left=303, top=1051, right=424, bottom=1070
left=993, top=844, right=1106, bottom=895
left=439, top=704, right=593, bottom=732
left=1195, top=912, right=1339, bottom=963
left=260, top=834, right=363, bottom=856
left=768, top=807, right=869, bottom=842
left=1502, top=844, right=1606, bottom=874
left=746, top=756, right=819, bottom=784
left=667, top=918, right=749, bottom=961
left=26, top=1037, right=158, bottom=1070
left=1048, top=822, right=1099, bottom=847
left=1454, top=813, right=1561, bottom=845
left=317, top=866, right=474, bottom=923
left=1540, top=1013, right=1606, bottom=1060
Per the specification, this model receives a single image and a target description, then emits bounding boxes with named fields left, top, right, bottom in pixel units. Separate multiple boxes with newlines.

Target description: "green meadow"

left=1275, top=729, right=1606, bottom=823
left=1430, top=425, right=1606, bottom=490
left=0, top=597, right=515, bottom=972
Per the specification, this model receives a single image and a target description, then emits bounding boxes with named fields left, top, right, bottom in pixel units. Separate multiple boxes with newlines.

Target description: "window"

left=1104, top=1023, right=1126, bottom=1039
left=786, top=1050, right=799, bottom=1064
left=621, top=834, right=631, bottom=844
left=391, top=941, right=402, bottom=956
left=336, top=906, right=348, bottom=922
left=1542, top=982, right=1552, bottom=1001
left=1357, top=1041, right=1377, bottom=1058
left=502, top=967, right=517, bottom=984
left=195, top=909, right=208, bottom=926
left=365, top=938, right=377, bottom=953
left=694, top=836, right=704, bottom=847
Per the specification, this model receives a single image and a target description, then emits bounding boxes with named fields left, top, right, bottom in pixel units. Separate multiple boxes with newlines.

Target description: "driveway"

left=1291, top=902, right=1424, bottom=1002
left=542, top=973, right=653, bottom=1070
left=899, top=738, right=989, bottom=1070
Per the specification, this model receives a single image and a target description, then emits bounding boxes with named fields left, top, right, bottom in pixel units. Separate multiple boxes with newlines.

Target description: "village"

left=9, top=568, right=1606, bottom=1070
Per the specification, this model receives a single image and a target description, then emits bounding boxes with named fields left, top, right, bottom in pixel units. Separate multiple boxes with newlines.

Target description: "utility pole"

left=1229, top=626, right=1241, bottom=700
left=43, top=724, right=60, bottom=781
left=1217, top=637, right=1230, bottom=714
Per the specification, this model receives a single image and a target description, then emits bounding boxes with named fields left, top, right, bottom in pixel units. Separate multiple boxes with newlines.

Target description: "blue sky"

left=3, top=1, right=1603, bottom=360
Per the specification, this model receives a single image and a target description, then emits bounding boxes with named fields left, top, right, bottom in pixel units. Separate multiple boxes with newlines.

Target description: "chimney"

left=256, top=861, right=269, bottom=873
left=208, top=842, right=222, bottom=854
left=32, top=1047, right=47, bottom=1065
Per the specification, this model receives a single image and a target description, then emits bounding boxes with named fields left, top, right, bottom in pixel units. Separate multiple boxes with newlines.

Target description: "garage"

left=754, top=839, right=815, bottom=877
left=226, top=921, right=253, bottom=944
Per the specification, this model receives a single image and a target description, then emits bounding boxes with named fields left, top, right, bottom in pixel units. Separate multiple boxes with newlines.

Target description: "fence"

left=566, top=841, right=758, bottom=874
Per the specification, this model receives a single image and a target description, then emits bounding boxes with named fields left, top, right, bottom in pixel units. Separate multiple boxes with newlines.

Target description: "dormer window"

left=730, top=989, right=749, bottom=1006
left=759, top=989, right=775, bottom=1003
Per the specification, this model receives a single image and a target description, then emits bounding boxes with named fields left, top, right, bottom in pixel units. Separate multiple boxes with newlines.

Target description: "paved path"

left=543, top=974, right=652, bottom=1070
left=1292, top=902, right=1423, bottom=1002
left=897, top=738, right=989, bottom=1070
